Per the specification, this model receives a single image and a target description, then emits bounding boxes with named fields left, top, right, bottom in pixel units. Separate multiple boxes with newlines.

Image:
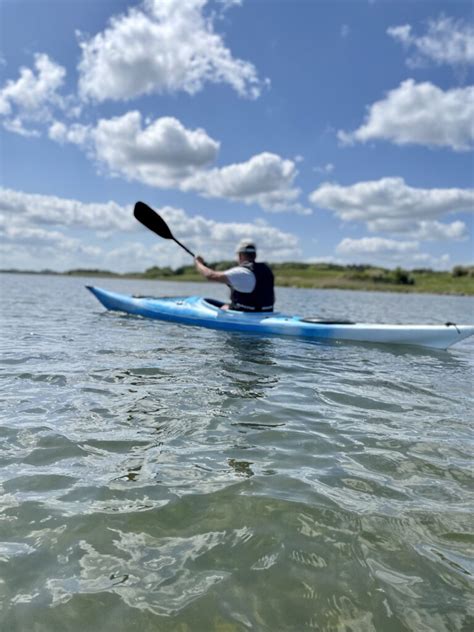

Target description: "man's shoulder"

left=255, top=262, right=274, bottom=274
left=225, top=265, right=255, bottom=276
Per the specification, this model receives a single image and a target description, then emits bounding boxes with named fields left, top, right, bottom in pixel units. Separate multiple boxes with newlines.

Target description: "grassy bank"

left=133, top=262, right=474, bottom=295
left=3, top=263, right=474, bottom=295
left=271, top=263, right=474, bottom=295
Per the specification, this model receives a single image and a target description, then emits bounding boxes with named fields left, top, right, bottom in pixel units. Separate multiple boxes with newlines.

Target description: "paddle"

left=133, top=201, right=195, bottom=258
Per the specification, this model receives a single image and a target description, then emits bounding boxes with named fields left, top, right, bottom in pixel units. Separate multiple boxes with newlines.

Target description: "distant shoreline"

left=2, top=263, right=474, bottom=296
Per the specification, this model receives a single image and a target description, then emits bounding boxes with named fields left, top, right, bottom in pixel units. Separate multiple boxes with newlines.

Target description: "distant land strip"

left=2, top=263, right=474, bottom=295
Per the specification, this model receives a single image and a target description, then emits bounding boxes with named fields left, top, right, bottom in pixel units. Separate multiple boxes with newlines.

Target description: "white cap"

left=236, top=238, right=257, bottom=255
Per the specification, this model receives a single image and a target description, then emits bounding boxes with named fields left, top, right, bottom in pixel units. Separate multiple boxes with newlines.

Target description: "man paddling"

left=194, top=239, right=275, bottom=312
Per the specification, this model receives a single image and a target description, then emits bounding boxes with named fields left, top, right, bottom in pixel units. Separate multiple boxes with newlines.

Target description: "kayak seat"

left=301, top=318, right=356, bottom=325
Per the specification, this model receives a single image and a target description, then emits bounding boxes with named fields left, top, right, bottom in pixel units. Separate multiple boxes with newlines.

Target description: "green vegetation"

left=132, top=262, right=474, bottom=294
left=2, top=263, right=474, bottom=295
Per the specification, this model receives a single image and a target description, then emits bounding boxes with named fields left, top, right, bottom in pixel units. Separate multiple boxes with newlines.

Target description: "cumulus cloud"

left=1, top=1, right=266, bottom=136
left=338, top=80, right=474, bottom=151
left=105, top=220, right=301, bottom=271
left=367, top=218, right=468, bottom=241
left=91, top=112, right=219, bottom=187
left=0, top=222, right=100, bottom=256
left=335, top=236, right=451, bottom=270
left=156, top=206, right=302, bottom=261
left=183, top=152, right=310, bottom=214
left=337, top=237, right=419, bottom=256
left=0, top=187, right=135, bottom=231
left=309, top=177, right=474, bottom=239
left=78, top=0, right=266, bottom=102
left=48, top=120, right=90, bottom=146
left=48, top=114, right=307, bottom=213
left=0, top=53, right=68, bottom=136
left=388, top=15, right=474, bottom=68
left=0, top=187, right=301, bottom=272
left=0, top=212, right=101, bottom=270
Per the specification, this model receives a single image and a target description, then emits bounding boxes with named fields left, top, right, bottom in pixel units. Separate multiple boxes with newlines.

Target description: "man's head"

left=236, top=238, right=257, bottom=263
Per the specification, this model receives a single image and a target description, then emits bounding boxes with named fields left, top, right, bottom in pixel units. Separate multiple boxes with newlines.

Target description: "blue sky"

left=0, top=0, right=473, bottom=272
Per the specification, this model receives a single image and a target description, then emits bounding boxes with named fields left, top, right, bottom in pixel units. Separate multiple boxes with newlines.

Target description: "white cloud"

left=156, top=206, right=302, bottom=261
left=2, top=224, right=96, bottom=253
left=183, top=152, right=311, bottom=214
left=91, top=112, right=219, bottom=187
left=0, top=221, right=101, bottom=261
left=388, top=16, right=474, bottom=68
left=338, top=79, right=474, bottom=151
left=309, top=177, right=474, bottom=239
left=0, top=241, right=102, bottom=272
left=78, top=0, right=266, bottom=102
left=3, top=117, right=41, bottom=138
left=48, top=120, right=90, bottom=145
left=49, top=114, right=308, bottom=213
left=0, top=188, right=301, bottom=272
left=337, top=237, right=419, bottom=256
left=313, top=163, right=335, bottom=175
left=335, top=237, right=452, bottom=270
left=0, top=187, right=134, bottom=231
left=412, top=220, right=468, bottom=241
left=0, top=53, right=67, bottom=135
left=217, top=0, right=243, bottom=10
left=368, top=218, right=468, bottom=241
left=413, top=252, right=451, bottom=269
left=0, top=54, right=65, bottom=114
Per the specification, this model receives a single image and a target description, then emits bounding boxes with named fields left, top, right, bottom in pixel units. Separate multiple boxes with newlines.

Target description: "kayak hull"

left=87, top=286, right=474, bottom=350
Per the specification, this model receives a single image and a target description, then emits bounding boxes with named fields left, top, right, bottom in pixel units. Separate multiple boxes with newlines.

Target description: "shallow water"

left=0, top=273, right=473, bottom=631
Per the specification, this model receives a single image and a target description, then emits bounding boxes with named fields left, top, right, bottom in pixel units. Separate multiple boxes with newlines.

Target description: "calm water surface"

left=0, top=274, right=473, bottom=631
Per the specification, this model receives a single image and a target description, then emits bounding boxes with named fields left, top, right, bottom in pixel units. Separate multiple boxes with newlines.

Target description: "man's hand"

left=195, top=255, right=205, bottom=265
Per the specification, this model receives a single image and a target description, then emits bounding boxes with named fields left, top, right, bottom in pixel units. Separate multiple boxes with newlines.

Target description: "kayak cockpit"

left=202, top=298, right=278, bottom=317
left=203, top=298, right=226, bottom=309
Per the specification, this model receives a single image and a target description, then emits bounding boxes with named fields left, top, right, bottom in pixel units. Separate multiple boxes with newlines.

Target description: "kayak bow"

left=87, top=286, right=474, bottom=350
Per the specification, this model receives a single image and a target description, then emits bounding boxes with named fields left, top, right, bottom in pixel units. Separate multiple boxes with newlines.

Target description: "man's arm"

left=194, top=256, right=229, bottom=284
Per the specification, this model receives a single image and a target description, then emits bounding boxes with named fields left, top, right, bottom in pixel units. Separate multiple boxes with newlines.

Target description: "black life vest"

left=229, top=262, right=274, bottom=312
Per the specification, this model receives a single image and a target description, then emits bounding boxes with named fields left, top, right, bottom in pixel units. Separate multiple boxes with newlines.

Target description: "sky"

left=0, top=0, right=473, bottom=273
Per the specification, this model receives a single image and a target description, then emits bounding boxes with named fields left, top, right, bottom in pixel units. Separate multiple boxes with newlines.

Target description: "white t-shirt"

left=224, top=265, right=256, bottom=293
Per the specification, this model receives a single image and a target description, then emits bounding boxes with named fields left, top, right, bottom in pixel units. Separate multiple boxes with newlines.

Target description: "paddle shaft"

left=173, top=237, right=195, bottom=258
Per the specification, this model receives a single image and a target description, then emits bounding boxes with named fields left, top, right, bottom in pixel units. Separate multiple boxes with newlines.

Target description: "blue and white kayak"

left=87, top=286, right=474, bottom=349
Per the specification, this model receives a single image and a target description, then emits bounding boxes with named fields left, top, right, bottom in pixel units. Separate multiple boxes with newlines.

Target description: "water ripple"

left=0, top=274, right=473, bottom=631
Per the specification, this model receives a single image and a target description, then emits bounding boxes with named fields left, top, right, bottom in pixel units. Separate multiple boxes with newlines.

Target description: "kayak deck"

left=87, top=286, right=474, bottom=350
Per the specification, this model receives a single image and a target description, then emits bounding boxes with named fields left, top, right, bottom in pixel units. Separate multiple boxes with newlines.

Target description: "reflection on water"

left=0, top=274, right=473, bottom=631
left=220, top=333, right=280, bottom=398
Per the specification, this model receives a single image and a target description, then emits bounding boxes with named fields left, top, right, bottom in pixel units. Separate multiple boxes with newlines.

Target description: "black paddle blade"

left=134, top=201, right=174, bottom=240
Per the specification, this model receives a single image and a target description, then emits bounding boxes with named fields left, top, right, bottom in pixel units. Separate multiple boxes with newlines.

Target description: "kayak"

left=87, top=286, right=474, bottom=350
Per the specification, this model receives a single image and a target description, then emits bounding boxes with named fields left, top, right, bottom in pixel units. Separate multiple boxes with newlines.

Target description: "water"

left=0, top=273, right=473, bottom=631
